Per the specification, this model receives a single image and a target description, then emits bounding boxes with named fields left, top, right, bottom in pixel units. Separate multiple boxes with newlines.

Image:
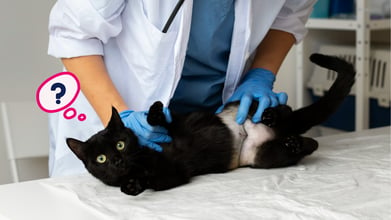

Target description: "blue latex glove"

left=119, top=108, right=172, bottom=152
left=217, top=68, right=288, bottom=124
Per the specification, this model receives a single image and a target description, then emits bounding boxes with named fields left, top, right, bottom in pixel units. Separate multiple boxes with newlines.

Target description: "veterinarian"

left=48, top=0, right=316, bottom=177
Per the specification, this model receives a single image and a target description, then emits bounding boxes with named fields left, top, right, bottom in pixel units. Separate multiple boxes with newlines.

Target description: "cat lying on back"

left=67, top=53, right=355, bottom=196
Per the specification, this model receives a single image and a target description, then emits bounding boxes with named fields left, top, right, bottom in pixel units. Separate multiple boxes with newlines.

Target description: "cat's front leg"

left=120, top=178, right=146, bottom=196
left=147, top=101, right=168, bottom=126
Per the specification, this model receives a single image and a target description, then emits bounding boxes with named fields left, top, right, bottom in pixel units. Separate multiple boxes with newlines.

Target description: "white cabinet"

left=296, top=0, right=390, bottom=131
left=1, top=101, right=49, bottom=183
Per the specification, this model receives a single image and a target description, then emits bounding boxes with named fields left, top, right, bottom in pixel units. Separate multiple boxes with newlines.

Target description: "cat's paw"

left=147, top=101, right=166, bottom=126
left=261, top=105, right=293, bottom=127
left=283, top=136, right=303, bottom=154
left=261, top=108, right=277, bottom=127
left=120, top=179, right=145, bottom=196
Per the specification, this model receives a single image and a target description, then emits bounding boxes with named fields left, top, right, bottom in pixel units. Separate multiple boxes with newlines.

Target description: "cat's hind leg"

left=261, top=105, right=293, bottom=128
left=251, top=135, right=318, bottom=169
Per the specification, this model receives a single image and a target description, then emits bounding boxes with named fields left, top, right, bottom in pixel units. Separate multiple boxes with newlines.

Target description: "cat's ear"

left=107, top=106, right=125, bottom=130
left=66, top=138, right=87, bottom=161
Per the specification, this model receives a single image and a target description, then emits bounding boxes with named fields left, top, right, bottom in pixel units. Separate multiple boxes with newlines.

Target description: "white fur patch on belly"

left=217, top=105, right=275, bottom=168
left=217, top=106, right=246, bottom=169
left=239, top=120, right=275, bottom=166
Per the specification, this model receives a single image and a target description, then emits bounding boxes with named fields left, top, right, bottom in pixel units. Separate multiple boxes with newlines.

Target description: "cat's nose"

left=113, top=157, right=124, bottom=167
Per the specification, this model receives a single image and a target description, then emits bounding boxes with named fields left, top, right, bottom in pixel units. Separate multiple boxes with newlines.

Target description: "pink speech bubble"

left=36, top=72, right=80, bottom=113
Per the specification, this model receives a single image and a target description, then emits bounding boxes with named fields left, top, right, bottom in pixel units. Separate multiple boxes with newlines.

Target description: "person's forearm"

left=62, top=55, right=128, bottom=126
left=251, top=29, right=295, bottom=74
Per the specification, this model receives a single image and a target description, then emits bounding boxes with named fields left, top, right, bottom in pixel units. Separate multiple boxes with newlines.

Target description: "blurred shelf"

left=297, top=0, right=390, bottom=131
left=306, top=18, right=390, bottom=31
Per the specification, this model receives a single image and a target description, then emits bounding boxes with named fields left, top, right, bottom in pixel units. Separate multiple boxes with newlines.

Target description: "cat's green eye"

left=116, top=141, right=125, bottom=151
left=96, top=154, right=107, bottom=163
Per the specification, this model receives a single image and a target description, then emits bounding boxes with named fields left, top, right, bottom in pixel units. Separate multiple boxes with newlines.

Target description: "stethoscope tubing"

left=162, top=0, right=185, bottom=33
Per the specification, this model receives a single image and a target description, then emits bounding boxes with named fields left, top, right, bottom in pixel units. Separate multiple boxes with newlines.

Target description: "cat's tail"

left=284, top=53, right=356, bottom=135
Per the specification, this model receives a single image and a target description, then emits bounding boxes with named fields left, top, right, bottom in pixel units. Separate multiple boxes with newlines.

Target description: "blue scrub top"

left=169, top=0, right=235, bottom=113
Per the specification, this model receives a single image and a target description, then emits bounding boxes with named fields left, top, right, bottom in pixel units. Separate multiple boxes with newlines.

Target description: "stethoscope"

left=162, top=0, right=185, bottom=33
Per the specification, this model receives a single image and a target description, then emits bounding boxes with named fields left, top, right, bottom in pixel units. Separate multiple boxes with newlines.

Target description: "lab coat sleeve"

left=270, top=0, right=316, bottom=43
left=48, top=0, right=125, bottom=58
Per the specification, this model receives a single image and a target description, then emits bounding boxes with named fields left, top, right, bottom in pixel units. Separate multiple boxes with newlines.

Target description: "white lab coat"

left=48, top=0, right=316, bottom=177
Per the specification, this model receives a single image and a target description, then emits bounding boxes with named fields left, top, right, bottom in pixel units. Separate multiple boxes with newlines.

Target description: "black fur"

left=67, top=53, right=355, bottom=195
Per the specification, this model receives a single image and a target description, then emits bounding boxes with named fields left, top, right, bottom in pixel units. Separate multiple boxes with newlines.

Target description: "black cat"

left=67, top=53, right=355, bottom=196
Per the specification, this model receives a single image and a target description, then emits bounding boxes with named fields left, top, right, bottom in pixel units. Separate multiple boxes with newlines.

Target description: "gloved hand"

left=217, top=68, right=288, bottom=124
left=119, top=108, right=172, bottom=152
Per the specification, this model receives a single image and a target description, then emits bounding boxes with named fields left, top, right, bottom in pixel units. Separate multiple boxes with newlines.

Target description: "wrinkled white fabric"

left=44, top=127, right=391, bottom=219
left=0, top=127, right=389, bottom=219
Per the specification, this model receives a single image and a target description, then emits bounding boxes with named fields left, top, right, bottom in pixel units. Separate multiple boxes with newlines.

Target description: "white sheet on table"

left=41, top=127, right=390, bottom=220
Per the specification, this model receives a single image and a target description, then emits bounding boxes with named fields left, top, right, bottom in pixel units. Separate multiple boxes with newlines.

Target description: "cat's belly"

left=217, top=105, right=275, bottom=168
